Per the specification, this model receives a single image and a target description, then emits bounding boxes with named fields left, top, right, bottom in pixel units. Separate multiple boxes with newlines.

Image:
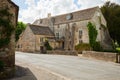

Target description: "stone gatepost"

left=0, top=0, right=18, bottom=79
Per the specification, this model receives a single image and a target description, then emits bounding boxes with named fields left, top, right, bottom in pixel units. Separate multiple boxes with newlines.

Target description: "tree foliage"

left=101, top=1, right=120, bottom=45
left=15, top=22, right=26, bottom=42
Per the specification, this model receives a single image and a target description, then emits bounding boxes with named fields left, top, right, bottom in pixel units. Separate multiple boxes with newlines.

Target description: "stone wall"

left=47, top=50, right=78, bottom=56
left=91, top=9, right=113, bottom=50
left=82, top=51, right=120, bottom=62
left=0, top=0, right=18, bottom=79
left=16, top=26, right=36, bottom=52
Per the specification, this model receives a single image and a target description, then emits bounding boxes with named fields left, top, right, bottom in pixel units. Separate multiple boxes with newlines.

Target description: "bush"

left=93, top=42, right=103, bottom=51
left=0, top=61, right=4, bottom=72
left=44, top=41, right=52, bottom=50
left=116, top=47, right=120, bottom=53
left=75, top=43, right=91, bottom=52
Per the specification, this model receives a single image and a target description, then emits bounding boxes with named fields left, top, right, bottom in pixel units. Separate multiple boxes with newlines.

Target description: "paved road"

left=15, top=52, right=120, bottom=80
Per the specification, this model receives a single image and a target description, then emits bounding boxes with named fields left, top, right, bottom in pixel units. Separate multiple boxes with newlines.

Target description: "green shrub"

left=0, top=61, right=4, bottom=72
left=75, top=43, right=91, bottom=51
left=116, top=47, right=120, bottom=53
left=87, top=22, right=103, bottom=51
left=44, top=41, right=52, bottom=50
left=87, top=22, right=98, bottom=48
left=93, top=42, right=103, bottom=51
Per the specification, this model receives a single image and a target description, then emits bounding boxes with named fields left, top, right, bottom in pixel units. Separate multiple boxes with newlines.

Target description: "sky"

left=11, top=0, right=120, bottom=23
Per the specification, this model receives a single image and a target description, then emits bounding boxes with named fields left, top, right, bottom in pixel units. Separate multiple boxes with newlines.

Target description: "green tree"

left=15, top=22, right=26, bottom=42
left=101, top=1, right=120, bottom=45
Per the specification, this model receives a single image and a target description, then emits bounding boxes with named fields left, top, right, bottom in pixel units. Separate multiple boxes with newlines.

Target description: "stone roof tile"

left=33, top=6, right=98, bottom=25
left=29, top=25, right=54, bottom=36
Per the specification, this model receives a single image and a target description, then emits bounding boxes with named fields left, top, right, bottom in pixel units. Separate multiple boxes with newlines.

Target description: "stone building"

left=34, top=6, right=113, bottom=50
left=16, top=24, right=54, bottom=52
left=17, top=6, right=113, bottom=52
left=0, top=0, right=18, bottom=78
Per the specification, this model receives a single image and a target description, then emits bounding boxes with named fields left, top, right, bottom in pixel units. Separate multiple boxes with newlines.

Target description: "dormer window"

left=66, top=13, right=73, bottom=20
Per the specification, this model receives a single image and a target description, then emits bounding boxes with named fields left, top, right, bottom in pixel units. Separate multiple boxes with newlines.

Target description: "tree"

left=101, top=1, right=120, bottom=46
left=15, top=22, right=26, bottom=42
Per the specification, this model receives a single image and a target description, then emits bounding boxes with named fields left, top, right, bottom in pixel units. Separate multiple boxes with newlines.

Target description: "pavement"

left=11, top=51, right=120, bottom=80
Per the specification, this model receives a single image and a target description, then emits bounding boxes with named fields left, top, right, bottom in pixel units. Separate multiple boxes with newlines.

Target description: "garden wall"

left=47, top=50, right=78, bottom=56
left=82, top=51, right=120, bottom=63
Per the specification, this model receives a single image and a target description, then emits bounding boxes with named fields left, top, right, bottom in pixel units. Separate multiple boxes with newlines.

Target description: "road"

left=15, top=52, right=120, bottom=80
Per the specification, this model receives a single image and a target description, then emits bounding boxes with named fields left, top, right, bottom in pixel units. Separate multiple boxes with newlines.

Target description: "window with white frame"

left=56, top=33, right=59, bottom=39
left=79, top=40, right=83, bottom=44
left=79, top=30, right=83, bottom=39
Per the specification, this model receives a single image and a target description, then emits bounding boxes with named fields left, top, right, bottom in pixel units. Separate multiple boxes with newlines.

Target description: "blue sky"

left=11, top=0, right=120, bottom=23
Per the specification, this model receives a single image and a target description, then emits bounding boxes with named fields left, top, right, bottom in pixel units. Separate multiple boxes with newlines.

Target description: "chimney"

left=27, top=23, right=31, bottom=26
left=48, top=13, right=51, bottom=18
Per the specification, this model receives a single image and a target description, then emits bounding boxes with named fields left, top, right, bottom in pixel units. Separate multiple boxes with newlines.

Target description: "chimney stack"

left=48, top=13, right=51, bottom=18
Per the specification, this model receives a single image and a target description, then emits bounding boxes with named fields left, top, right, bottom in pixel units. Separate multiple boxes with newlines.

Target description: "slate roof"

left=33, top=6, right=98, bottom=25
left=29, top=25, right=54, bottom=36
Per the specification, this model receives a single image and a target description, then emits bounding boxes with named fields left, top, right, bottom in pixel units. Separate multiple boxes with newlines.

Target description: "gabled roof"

left=29, top=25, right=54, bottom=36
left=53, top=6, right=98, bottom=24
left=33, top=6, right=99, bottom=25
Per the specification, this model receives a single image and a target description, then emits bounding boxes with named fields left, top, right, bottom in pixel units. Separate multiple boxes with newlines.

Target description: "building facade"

left=16, top=24, right=54, bottom=52
left=33, top=7, right=113, bottom=51
left=17, top=6, right=113, bottom=52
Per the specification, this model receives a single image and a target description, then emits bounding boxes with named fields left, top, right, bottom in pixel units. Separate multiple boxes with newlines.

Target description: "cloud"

left=16, top=0, right=120, bottom=23
left=18, top=0, right=79, bottom=23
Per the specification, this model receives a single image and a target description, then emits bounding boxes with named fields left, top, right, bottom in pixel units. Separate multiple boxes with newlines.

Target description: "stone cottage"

left=16, top=24, right=54, bottom=52
left=34, top=7, right=113, bottom=50
left=17, top=6, right=113, bottom=52
left=0, top=0, right=18, bottom=78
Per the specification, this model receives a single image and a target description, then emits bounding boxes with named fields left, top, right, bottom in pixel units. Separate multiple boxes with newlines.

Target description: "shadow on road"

left=9, top=65, right=37, bottom=80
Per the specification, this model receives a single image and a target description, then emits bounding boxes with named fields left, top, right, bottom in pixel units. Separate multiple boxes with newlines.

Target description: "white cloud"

left=19, top=0, right=78, bottom=23
left=18, top=0, right=120, bottom=23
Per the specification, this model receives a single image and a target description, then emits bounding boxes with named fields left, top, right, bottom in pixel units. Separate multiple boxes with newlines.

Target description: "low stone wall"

left=47, top=50, right=78, bottom=56
left=82, top=51, right=120, bottom=62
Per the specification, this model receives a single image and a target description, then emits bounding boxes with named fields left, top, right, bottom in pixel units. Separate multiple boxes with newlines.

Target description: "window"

left=58, top=25, right=59, bottom=28
left=69, top=32, right=72, bottom=38
left=79, top=30, right=83, bottom=39
left=40, top=37, right=43, bottom=43
left=56, top=33, right=59, bottom=39
left=18, top=45, right=19, bottom=48
left=79, top=40, right=83, bottom=44
left=21, top=44, right=22, bottom=48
